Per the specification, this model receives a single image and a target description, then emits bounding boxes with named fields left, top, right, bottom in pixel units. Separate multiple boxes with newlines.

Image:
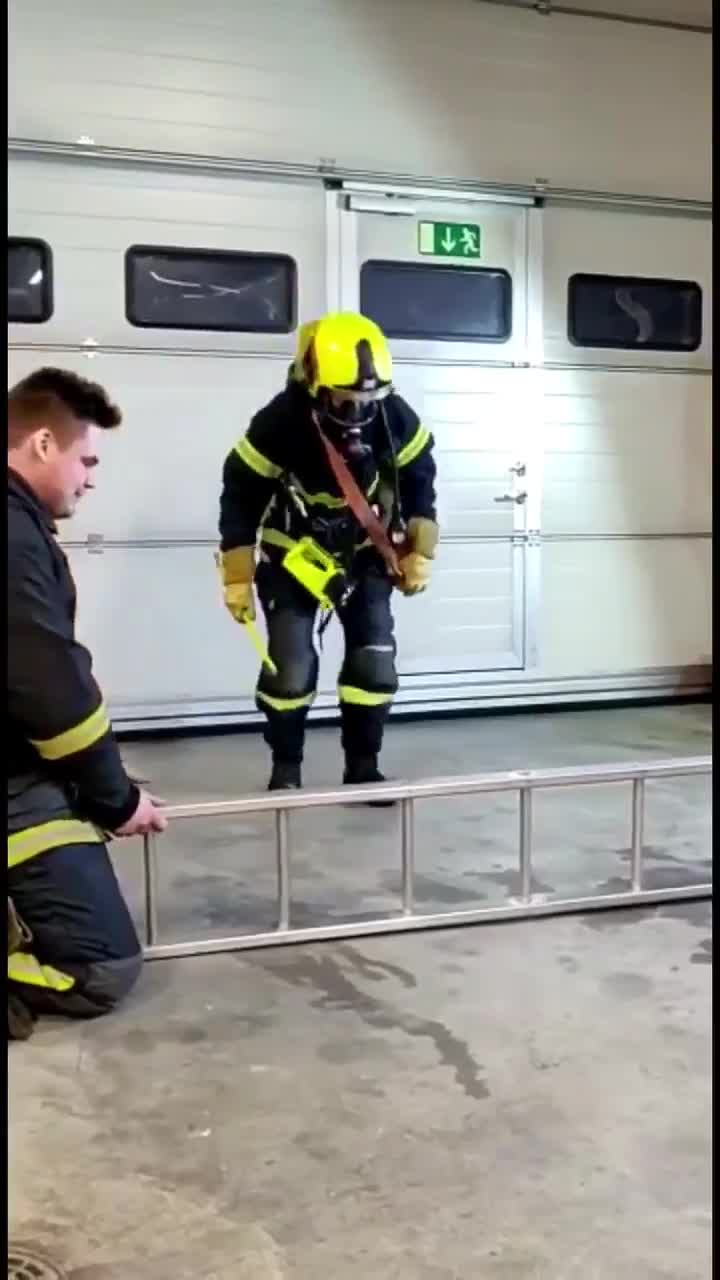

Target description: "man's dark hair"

left=8, top=367, right=122, bottom=447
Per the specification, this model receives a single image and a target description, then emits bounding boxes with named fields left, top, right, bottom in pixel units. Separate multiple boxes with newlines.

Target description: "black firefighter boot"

left=343, top=755, right=395, bottom=808
left=8, top=897, right=35, bottom=1041
left=8, top=994, right=35, bottom=1041
left=268, top=760, right=302, bottom=791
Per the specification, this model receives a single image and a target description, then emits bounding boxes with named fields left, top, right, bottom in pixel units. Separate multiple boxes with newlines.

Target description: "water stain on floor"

left=247, top=946, right=491, bottom=1101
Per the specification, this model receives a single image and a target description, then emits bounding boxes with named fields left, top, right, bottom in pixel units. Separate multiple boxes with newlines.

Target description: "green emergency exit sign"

left=418, top=220, right=481, bottom=259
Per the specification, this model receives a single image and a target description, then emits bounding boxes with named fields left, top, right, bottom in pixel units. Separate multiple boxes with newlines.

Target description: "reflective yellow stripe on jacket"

left=260, top=528, right=296, bottom=553
left=396, top=425, right=431, bottom=469
left=235, top=436, right=283, bottom=480
left=261, top=526, right=374, bottom=559
left=29, top=701, right=110, bottom=761
left=8, top=819, right=104, bottom=870
left=290, top=474, right=379, bottom=510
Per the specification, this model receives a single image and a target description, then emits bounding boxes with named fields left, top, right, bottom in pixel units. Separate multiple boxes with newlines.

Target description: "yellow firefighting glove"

left=217, top=546, right=256, bottom=622
left=398, top=518, right=439, bottom=597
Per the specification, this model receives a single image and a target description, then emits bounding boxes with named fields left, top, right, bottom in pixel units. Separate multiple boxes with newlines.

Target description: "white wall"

left=8, top=0, right=711, bottom=200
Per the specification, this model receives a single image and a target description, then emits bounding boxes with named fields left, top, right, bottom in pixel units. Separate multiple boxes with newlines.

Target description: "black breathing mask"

left=318, top=402, right=372, bottom=462
left=316, top=385, right=391, bottom=461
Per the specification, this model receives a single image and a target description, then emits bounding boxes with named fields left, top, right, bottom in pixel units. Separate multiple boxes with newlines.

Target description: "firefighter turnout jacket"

left=8, top=471, right=139, bottom=869
left=219, top=380, right=437, bottom=565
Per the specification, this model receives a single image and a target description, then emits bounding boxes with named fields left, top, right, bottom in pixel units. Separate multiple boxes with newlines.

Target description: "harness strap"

left=314, top=420, right=407, bottom=579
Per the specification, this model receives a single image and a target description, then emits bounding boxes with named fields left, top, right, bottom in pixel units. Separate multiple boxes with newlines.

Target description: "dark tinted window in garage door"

left=568, top=274, right=702, bottom=352
left=126, top=245, right=297, bottom=333
left=361, top=260, right=512, bottom=343
left=8, top=238, right=53, bottom=323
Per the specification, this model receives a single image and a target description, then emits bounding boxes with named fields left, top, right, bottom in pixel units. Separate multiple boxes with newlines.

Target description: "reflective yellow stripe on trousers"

left=8, top=951, right=75, bottom=992
left=8, top=819, right=103, bottom=870
left=337, top=686, right=394, bottom=707
left=256, top=691, right=316, bottom=713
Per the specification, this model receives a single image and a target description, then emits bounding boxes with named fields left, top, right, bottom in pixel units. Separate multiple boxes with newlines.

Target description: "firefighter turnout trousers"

left=8, top=841, right=142, bottom=1019
left=255, top=552, right=398, bottom=766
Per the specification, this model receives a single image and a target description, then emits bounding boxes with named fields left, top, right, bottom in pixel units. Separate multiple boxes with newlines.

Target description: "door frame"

left=325, top=184, right=545, bottom=679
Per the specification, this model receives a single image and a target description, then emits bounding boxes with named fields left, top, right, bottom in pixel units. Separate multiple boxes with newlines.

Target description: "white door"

left=327, top=189, right=535, bottom=689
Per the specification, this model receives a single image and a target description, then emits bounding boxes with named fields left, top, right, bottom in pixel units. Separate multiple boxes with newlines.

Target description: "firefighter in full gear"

left=218, top=312, right=438, bottom=793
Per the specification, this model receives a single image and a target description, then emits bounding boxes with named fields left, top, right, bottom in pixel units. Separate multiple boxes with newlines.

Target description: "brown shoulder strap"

left=315, top=421, right=403, bottom=579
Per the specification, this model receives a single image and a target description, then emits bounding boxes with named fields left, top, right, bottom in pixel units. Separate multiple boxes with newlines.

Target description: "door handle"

left=494, top=491, right=527, bottom=505
left=509, top=462, right=526, bottom=477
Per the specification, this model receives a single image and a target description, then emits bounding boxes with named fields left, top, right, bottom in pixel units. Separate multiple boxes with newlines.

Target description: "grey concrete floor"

left=8, top=705, right=712, bottom=1279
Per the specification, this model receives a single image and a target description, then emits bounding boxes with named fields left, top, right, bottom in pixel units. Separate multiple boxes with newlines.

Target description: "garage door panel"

left=543, top=206, right=711, bottom=370
left=541, top=368, right=711, bottom=535
left=438, top=477, right=520, bottom=539
left=9, top=348, right=288, bottom=543
left=394, top=542, right=524, bottom=672
left=68, top=546, right=259, bottom=712
left=8, top=155, right=325, bottom=354
left=313, top=542, right=524, bottom=686
left=70, top=544, right=359, bottom=715
left=540, top=538, right=711, bottom=675
left=415, top=390, right=524, bottom=427
left=354, top=197, right=527, bottom=367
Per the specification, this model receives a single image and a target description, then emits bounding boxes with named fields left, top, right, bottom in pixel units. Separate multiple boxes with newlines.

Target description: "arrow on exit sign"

left=418, top=221, right=481, bottom=259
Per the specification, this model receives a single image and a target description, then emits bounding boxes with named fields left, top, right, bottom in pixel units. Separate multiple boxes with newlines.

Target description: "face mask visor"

left=323, top=382, right=392, bottom=431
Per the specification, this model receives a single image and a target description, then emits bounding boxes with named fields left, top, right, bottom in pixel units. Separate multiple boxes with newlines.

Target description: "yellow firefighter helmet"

left=301, top=312, right=393, bottom=427
left=290, top=319, right=320, bottom=382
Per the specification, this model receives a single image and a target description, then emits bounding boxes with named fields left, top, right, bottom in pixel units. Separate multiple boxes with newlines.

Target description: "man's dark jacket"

left=8, top=471, right=138, bottom=871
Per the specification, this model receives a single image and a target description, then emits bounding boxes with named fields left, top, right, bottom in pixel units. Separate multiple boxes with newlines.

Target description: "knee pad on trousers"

left=259, top=610, right=319, bottom=703
left=341, top=644, right=398, bottom=697
left=80, top=952, right=144, bottom=1013
left=9, top=951, right=143, bottom=1020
